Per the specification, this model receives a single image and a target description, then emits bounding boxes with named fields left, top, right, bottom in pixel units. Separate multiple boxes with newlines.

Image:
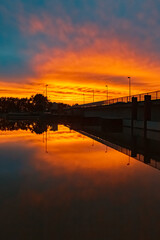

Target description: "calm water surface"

left=0, top=124, right=160, bottom=240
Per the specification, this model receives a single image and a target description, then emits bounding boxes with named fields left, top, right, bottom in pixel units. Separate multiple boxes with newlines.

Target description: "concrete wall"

left=83, top=103, right=132, bottom=120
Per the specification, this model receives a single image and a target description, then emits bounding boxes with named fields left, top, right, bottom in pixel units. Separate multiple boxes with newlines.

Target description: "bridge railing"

left=77, top=90, right=160, bottom=108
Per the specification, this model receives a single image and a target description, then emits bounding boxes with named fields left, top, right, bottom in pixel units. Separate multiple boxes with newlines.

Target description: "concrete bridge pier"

left=131, top=95, right=152, bottom=135
left=131, top=97, right=138, bottom=134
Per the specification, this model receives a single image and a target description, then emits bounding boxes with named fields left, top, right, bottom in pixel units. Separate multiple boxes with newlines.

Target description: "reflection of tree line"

left=0, top=94, right=70, bottom=113
left=0, top=119, right=58, bottom=134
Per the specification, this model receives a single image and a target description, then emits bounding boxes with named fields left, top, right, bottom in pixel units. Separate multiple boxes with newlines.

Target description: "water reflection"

left=0, top=119, right=160, bottom=239
left=0, top=118, right=58, bottom=134
left=68, top=121, right=160, bottom=171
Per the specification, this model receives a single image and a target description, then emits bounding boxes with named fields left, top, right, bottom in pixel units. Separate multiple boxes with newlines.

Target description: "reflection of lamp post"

left=45, top=128, right=48, bottom=153
left=105, top=145, right=107, bottom=153
left=128, top=77, right=131, bottom=102
left=106, top=85, right=108, bottom=103
left=127, top=155, right=130, bottom=166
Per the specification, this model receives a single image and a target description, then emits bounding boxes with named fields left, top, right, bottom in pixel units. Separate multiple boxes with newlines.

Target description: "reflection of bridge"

left=67, top=90, right=160, bottom=132
left=68, top=123, right=160, bottom=171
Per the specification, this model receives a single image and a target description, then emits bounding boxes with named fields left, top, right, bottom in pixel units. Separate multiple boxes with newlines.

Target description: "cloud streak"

left=1, top=0, right=160, bottom=103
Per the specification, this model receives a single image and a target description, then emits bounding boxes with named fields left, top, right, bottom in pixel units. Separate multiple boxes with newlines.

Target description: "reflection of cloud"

left=0, top=123, right=160, bottom=239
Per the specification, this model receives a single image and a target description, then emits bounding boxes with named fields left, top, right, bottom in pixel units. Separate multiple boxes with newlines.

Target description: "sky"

left=1, top=0, right=160, bottom=104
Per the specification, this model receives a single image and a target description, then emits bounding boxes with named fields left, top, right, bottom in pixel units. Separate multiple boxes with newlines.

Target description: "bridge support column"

left=131, top=97, right=138, bottom=132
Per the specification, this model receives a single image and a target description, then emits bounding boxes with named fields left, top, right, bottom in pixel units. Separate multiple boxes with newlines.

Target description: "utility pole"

left=128, top=77, right=131, bottom=101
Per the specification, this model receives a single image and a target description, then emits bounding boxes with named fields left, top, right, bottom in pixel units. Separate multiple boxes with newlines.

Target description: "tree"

left=30, top=94, right=48, bottom=112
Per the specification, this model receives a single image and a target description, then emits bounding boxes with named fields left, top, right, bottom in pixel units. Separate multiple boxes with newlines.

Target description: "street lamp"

left=106, top=85, right=108, bottom=103
left=128, top=77, right=131, bottom=102
left=83, top=93, right=85, bottom=105
left=93, top=89, right=94, bottom=102
left=46, top=84, right=48, bottom=98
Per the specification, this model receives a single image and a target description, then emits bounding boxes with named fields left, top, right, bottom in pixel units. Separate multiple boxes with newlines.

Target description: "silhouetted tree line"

left=0, top=94, right=70, bottom=113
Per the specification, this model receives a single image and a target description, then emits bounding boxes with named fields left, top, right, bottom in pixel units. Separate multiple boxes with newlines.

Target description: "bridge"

left=75, top=90, right=160, bottom=107
left=66, top=90, right=160, bottom=132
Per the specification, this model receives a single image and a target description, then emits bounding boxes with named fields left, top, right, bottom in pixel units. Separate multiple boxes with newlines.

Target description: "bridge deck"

left=77, top=90, right=160, bottom=108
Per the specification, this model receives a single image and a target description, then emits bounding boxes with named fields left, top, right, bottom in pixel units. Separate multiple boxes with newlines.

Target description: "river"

left=0, top=121, right=160, bottom=240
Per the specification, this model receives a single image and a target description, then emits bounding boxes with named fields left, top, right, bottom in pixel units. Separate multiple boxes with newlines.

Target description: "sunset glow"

left=1, top=0, right=160, bottom=104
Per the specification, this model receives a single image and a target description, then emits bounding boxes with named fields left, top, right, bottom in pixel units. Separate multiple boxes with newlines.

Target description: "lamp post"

left=106, top=85, right=108, bottom=104
left=83, top=93, right=85, bottom=105
left=128, top=77, right=131, bottom=102
left=46, top=84, right=48, bottom=98
left=93, top=89, right=94, bottom=102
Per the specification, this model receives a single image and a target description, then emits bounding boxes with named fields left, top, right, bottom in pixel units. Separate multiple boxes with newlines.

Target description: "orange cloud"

left=1, top=13, right=160, bottom=104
